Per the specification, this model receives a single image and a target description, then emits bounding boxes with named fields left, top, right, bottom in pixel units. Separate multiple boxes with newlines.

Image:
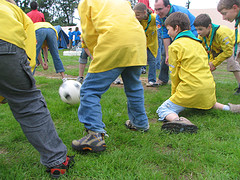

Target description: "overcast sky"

left=149, top=0, right=220, bottom=9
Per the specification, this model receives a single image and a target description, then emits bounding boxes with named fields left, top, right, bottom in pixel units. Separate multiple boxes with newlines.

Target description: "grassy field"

left=0, top=50, right=240, bottom=179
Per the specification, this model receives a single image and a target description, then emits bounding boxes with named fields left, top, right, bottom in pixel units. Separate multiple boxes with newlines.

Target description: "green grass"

left=1, top=50, right=240, bottom=179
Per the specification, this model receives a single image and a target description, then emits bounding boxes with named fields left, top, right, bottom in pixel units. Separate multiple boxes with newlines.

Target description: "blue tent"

left=54, top=25, right=69, bottom=49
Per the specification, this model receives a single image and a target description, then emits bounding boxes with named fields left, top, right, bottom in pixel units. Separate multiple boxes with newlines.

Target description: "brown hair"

left=165, top=12, right=190, bottom=31
left=134, top=3, right=152, bottom=14
left=194, top=14, right=212, bottom=28
left=155, top=0, right=170, bottom=7
left=217, top=0, right=240, bottom=12
left=6, top=0, right=16, bottom=5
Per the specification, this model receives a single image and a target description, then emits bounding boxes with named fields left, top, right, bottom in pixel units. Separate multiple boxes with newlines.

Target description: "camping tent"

left=54, top=25, right=69, bottom=49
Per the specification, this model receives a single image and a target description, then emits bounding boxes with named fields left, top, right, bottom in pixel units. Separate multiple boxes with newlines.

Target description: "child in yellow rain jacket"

left=156, top=12, right=240, bottom=133
left=72, top=0, right=149, bottom=153
left=0, top=0, right=74, bottom=178
left=133, top=3, right=158, bottom=87
left=34, top=22, right=66, bottom=80
left=194, top=13, right=240, bottom=95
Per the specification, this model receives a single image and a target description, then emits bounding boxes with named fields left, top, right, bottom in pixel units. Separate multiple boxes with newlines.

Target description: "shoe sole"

left=162, top=122, right=198, bottom=133
left=125, top=124, right=149, bottom=132
left=72, top=144, right=106, bottom=152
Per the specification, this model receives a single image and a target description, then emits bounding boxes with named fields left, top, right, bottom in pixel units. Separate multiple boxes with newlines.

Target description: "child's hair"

left=30, top=1, right=38, bottom=10
left=155, top=0, right=170, bottom=7
left=194, top=14, right=212, bottom=28
left=133, top=3, right=152, bottom=14
left=217, top=0, right=240, bottom=12
left=68, top=28, right=72, bottom=30
left=165, top=12, right=190, bottom=31
left=6, top=0, right=16, bottom=5
left=75, top=27, right=79, bottom=31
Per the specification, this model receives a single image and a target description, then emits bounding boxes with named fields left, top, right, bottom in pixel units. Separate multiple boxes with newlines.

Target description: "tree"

left=15, top=0, right=79, bottom=26
left=129, top=0, right=138, bottom=8
left=15, top=0, right=31, bottom=13
left=53, top=0, right=80, bottom=26
left=37, top=0, right=54, bottom=22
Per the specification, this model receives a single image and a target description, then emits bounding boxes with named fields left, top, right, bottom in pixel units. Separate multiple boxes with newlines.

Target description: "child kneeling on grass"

left=156, top=12, right=240, bottom=133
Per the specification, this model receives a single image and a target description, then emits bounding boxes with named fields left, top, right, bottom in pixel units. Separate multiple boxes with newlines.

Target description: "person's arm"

left=37, top=48, right=48, bottom=70
left=211, top=32, right=234, bottom=68
left=163, top=38, right=171, bottom=65
left=84, top=48, right=93, bottom=60
left=42, top=46, right=48, bottom=70
left=37, top=50, right=44, bottom=67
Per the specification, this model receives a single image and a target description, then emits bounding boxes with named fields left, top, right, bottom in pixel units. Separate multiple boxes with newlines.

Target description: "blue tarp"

left=54, top=25, right=69, bottom=49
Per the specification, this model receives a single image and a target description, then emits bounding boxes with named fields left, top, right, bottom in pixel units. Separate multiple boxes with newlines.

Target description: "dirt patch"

left=35, top=71, right=76, bottom=80
left=34, top=71, right=165, bottom=90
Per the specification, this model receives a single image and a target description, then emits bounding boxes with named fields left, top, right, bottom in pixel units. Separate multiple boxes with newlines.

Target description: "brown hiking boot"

left=161, top=117, right=198, bottom=133
left=72, top=130, right=106, bottom=152
left=228, top=103, right=240, bottom=113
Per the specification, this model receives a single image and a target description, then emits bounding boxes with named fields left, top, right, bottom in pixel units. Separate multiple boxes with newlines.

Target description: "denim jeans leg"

left=0, top=41, right=67, bottom=168
left=155, top=34, right=162, bottom=70
left=158, top=44, right=169, bottom=83
left=78, top=68, right=121, bottom=133
left=121, top=66, right=149, bottom=129
left=147, top=48, right=156, bottom=83
left=46, top=28, right=65, bottom=73
left=36, top=29, right=47, bottom=65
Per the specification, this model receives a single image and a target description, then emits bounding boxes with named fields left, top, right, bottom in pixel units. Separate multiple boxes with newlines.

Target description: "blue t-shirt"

left=73, top=30, right=81, bottom=41
left=68, top=31, right=73, bottom=40
left=156, top=5, right=197, bottom=39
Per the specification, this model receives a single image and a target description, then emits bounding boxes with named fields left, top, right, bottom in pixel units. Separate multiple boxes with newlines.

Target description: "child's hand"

left=209, top=62, right=216, bottom=71
left=165, top=56, right=169, bottom=66
left=42, top=62, right=48, bottom=70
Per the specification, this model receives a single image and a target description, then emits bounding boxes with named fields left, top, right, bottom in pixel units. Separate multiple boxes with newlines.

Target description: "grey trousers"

left=0, top=40, right=67, bottom=167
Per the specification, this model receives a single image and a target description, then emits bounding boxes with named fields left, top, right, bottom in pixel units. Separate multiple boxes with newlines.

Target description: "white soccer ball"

left=59, top=80, right=81, bottom=105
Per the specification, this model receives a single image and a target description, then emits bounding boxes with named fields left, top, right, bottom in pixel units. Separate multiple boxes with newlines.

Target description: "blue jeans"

left=156, top=99, right=185, bottom=121
left=0, top=40, right=67, bottom=167
left=35, top=28, right=65, bottom=73
left=158, top=39, right=169, bottom=83
left=78, top=67, right=149, bottom=133
left=147, top=48, right=156, bottom=83
left=155, top=33, right=162, bottom=70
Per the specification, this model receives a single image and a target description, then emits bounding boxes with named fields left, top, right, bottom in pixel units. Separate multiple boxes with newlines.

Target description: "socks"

left=223, top=105, right=230, bottom=111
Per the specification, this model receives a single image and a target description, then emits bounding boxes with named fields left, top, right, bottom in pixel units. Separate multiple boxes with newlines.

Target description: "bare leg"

left=212, top=102, right=225, bottom=110
left=60, top=72, right=65, bottom=79
left=233, top=71, right=240, bottom=83
left=79, top=63, right=86, bottom=77
left=165, top=113, right=179, bottom=122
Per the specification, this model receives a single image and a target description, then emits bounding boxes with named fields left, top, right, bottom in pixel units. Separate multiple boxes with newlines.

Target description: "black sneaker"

left=234, top=87, right=240, bottom=95
left=46, top=155, right=75, bottom=179
left=125, top=120, right=149, bottom=132
left=141, top=68, right=146, bottom=74
left=76, top=76, right=84, bottom=84
left=72, top=130, right=106, bottom=152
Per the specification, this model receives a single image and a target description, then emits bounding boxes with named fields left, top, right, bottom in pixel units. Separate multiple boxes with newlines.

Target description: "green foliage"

left=16, top=0, right=79, bottom=25
left=129, top=0, right=138, bottom=8
left=0, top=50, right=240, bottom=179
